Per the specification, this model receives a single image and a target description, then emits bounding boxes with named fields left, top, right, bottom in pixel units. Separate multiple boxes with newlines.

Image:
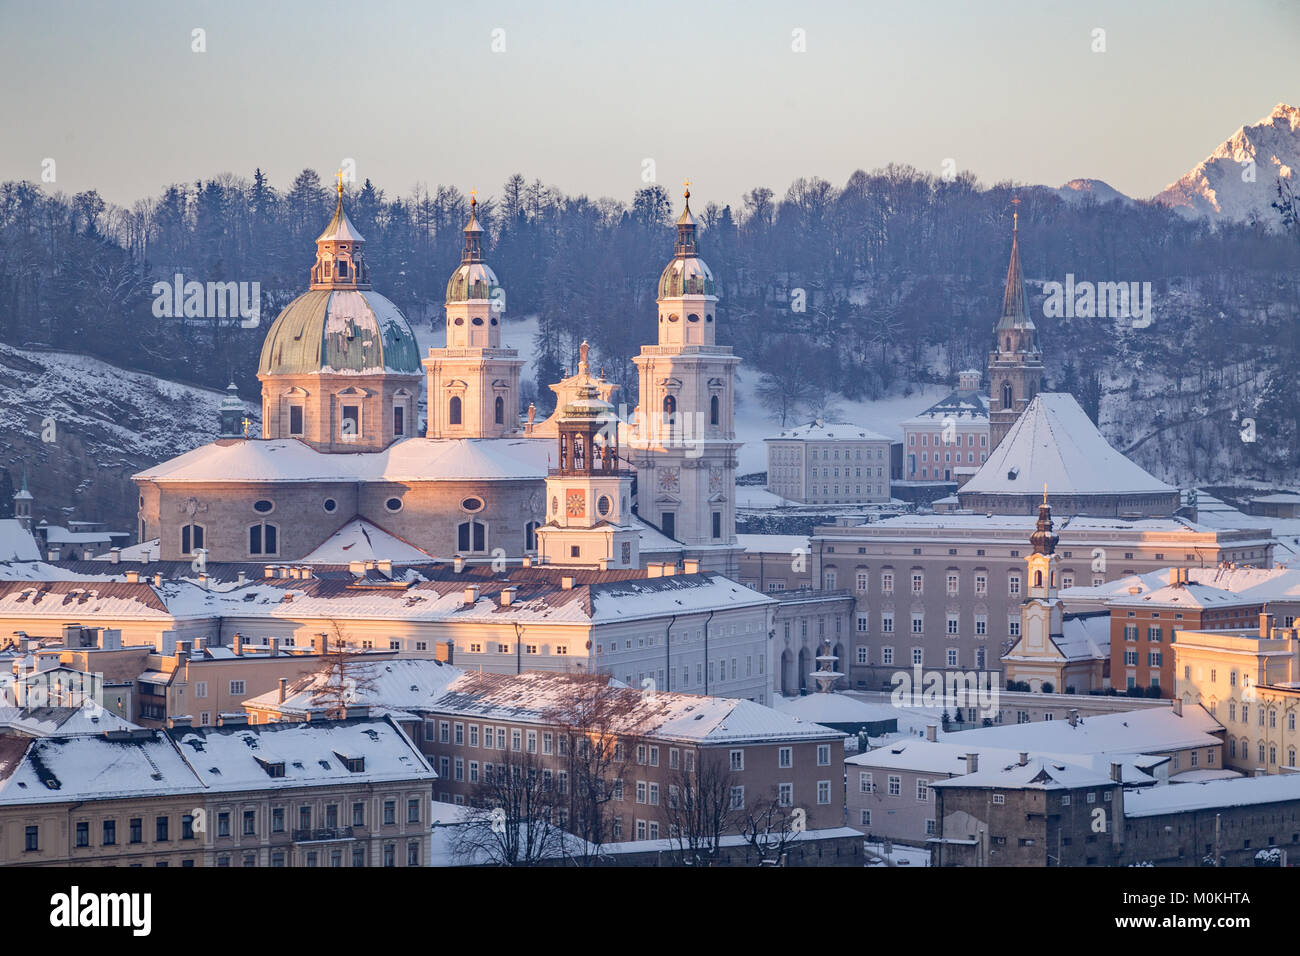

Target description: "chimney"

left=176, top=640, right=191, bottom=663
left=1169, top=568, right=1180, bottom=587
left=313, top=632, right=328, bottom=655
left=561, top=575, right=576, bottom=591
left=1172, top=699, right=1183, bottom=717
left=193, top=636, right=206, bottom=653
left=62, top=624, right=82, bottom=648
left=663, top=563, right=677, bottom=576
left=377, top=559, right=392, bottom=576
left=152, top=573, right=163, bottom=587
left=125, top=570, right=140, bottom=584
left=522, top=554, right=533, bottom=568
left=109, top=547, right=121, bottom=564
left=217, top=713, right=248, bottom=727
left=683, top=559, right=700, bottom=574
left=463, top=585, right=480, bottom=606
left=1068, top=709, right=1079, bottom=727
left=598, top=558, right=609, bottom=572
left=169, top=715, right=192, bottom=729
left=233, top=633, right=244, bottom=656
left=965, top=753, right=979, bottom=773
left=269, top=637, right=279, bottom=656
left=197, top=572, right=208, bottom=590
left=453, top=556, right=466, bottom=573
left=925, top=724, right=937, bottom=742
left=278, top=677, right=288, bottom=703
left=236, top=571, right=247, bottom=586
left=1018, top=752, right=1028, bottom=766
left=647, top=562, right=664, bottom=578
left=1110, top=762, right=1122, bottom=782
left=101, top=628, right=121, bottom=650
left=1261, top=613, right=1276, bottom=638
left=264, top=565, right=276, bottom=578
left=500, top=586, right=518, bottom=607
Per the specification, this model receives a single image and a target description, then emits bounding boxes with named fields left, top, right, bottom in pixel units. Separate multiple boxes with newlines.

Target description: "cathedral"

left=134, top=182, right=741, bottom=574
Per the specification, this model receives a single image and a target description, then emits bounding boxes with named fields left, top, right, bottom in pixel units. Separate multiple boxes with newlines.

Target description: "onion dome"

left=259, top=179, right=420, bottom=376
left=657, top=185, right=716, bottom=298
left=1030, top=496, right=1059, bottom=555
left=446, top=193, right=501, bottom=302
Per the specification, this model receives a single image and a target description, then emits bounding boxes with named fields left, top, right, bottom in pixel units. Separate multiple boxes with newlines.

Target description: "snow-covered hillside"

left=1055, top=178, right=1133, bottom=207
left=1155, top=103, right=1299, bottom=226
left=0, top=343, right=258, bottom=529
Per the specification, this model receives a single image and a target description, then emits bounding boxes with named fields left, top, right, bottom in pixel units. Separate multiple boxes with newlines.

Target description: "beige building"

left=0, top=715, right=434, bottom=867
left=765, top=420, right=893, bottom=505
left=1174, top=616, right=1300, bottom=774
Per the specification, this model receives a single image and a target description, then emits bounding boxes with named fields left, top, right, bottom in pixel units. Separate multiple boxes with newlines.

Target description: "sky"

left=1, top=0, right=1297, bottom=212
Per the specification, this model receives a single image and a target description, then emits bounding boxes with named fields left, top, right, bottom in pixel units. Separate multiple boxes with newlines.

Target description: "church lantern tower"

left=987, top=200, right=1044, bottom=452
left=536, top=344, right=639, bottom=569
left=1021, top=493, right=1064, bottom=656
left=423, top=193, right=525, bottom=439
left=629, top=184, right=741, bottom=575
left=257, top=173, right=422, bottom=453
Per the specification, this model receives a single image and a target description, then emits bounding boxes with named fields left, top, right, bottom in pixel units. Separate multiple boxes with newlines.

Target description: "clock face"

left=658, top=468, right=679, bottom=493
left=709, top=467, right=723, bottom=494
left=566, top=489, right=586, bottom=518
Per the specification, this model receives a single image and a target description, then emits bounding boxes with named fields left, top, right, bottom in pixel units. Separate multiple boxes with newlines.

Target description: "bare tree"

left=544, top=674, right=647, bottom=865
left=308, top=622, right=378, bottom=719
left=660, top=750, right=743, bottom=865
left=739, top=790, right=806, bottom=866
left=452, top=749, right=568, bottom=866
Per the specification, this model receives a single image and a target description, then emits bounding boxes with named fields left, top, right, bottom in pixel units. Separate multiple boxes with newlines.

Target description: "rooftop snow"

left=960, top=393, right=1174, bottom=497
left=766, top=421, right=893, bottom=443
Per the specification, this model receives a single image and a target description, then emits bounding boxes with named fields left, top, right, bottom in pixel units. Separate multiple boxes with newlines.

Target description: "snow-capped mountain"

left=1054, top=178, right=1133, bottom=207
left=1155, top=102, right=1299, bottom=226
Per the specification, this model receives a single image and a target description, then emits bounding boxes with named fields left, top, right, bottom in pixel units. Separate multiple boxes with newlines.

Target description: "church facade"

left=134, top=184, right=739, bottom=573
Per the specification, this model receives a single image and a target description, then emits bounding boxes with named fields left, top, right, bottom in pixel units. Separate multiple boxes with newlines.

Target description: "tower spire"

left=998, top=198, right=1030, bottom=329
left=461, top=190, right=484, bottom=263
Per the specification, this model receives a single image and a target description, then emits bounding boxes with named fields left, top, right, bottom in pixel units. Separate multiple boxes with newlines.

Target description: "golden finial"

left=470, top=187, right=477, bottom=209
left=1011, top=195, right=1021, bottom=231
left=336, top=168, right=344, bottom=199
left=242, top=416, right=252, bottom=438
left=1043, top=481, right=1048, bottom=506
left=683, top=178, right=691, bottom=202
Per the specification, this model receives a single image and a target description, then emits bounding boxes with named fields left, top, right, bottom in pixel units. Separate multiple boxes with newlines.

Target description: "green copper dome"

left=258, top=289, right=421, bottom=376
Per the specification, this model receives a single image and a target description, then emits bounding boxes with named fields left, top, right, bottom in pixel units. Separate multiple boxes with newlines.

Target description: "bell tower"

left=629, top=184, right=741, bottom=575
left=1021, top=492, right=1063, bottom=655
left=988, top=199, right=1044, bottom=452
left=424, top=193, right=524, bottom=439
left=536, top=349, right=640, bottom=569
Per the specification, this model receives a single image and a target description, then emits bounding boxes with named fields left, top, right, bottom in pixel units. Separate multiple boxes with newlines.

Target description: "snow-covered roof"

left=929, top=755, right=1116, bottom=791
left=133, top=436, right=552, bottom=484
left=737, top=533, right=810, bottom=554
left=429, top=671, right=843, bottom=745
left=298, top=519, right=433, bottom=565
left=175, top=717, right=433, bottom=792
left=941, top=705, right=1222, bottom=756
left=765, top=421, right=892, bottom=443
left=0, top=731, right=197, bottom=805
left=1054, top=614, right=1110, bottom=662
left=960, top=393, right=1174, bottom=497
left=243, top=658, right=463, bottom=718
left=1102, top=566, right=1300, bottom=610
left=0, top=701, right=138, bottom=736
left=0, top=521, right=40, bottom=562
left=773, top=693, right=899, bottom=725
left=1124, top=772, right=1300, bottom=816
left=43, top=527, right=113, bottom=545
left=901, top=388, right=990, bottom=426
left=0, top=580, right=172, bottom=620
left=847, top=737, right=1160, bottom=785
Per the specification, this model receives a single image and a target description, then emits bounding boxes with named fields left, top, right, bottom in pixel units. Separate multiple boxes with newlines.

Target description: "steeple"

left=13, top=468, right=33, bottom=531
left=1030, top=491, right=1059, bottom=556
left=309, top=171, right=370, bottom=290
left=674, top=180, right=698, bottom=256
left=655, top=181, right=717, bottom=347
left=461, top=191, right=485, bottom=264
left=997, top=198, right=1032, bottom=331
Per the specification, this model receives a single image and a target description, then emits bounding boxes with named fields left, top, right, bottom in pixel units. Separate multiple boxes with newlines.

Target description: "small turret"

left=219, top=382, right=244, bottom=438
left=13, top=470, right=33, bottom=532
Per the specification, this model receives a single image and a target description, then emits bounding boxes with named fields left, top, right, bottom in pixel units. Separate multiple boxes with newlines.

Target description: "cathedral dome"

left=445, top=261, right=500, bottom=303
left=258, top=289, right=421, bottom=376
left=657, top=255, right=715, bottom=298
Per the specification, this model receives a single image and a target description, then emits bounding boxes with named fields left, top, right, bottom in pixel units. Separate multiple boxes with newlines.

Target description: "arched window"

left=181, top=524, right=205, bottom=556
left=449, top=396, right=462, bottom=425
left=663, top=395, right=676, bottom=423
left=1001, top=382, right=1013, bottom=410
left=1033, top=570, right=1042, bottom=587
left=248, top=522, right=278, bottom=556
left=457, top=519, right=486, bottom=553
left=710, top=395, right=719, bottom=426
left=494, top=396, right=504, bottom=425
left=524, top=521, right=541, bottom=551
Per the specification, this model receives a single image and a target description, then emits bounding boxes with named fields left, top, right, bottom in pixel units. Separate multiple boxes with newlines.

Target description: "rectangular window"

left=393, top=405, right=405, bottom=437
left=778, top=746, right=792, bottom=768
left=817, top=781, right=831, bottom=805
left=341, top=404, right=360, bottom=440
left=229, top=680, right=245, bottom=696
left=102, top=820, right=116, bottom=846
left=730, top=749, right=745, bottom=772
left=817, top=744, right=831, bottom=766
left=289, top=404, right=304, bottom=435
left=859, top=772, right=874, bottom=793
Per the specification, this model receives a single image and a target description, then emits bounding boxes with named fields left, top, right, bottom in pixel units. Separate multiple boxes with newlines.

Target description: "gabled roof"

left=902, top=389, right=990, bottom=426
left=960, top=393, right=1174, bottom=497
left=242, top=658, right=463, bottom=718
left=0, top=521, right=40, bottom=562
left=299, top=519, right=433, bottom=565
left=930, top=755, right=1113, bottom=791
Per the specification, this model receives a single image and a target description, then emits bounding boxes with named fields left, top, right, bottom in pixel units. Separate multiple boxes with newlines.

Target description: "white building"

left=764, top=420, right=893, bottom=504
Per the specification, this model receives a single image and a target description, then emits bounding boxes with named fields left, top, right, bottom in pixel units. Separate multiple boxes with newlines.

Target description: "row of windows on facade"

left=445, top=395, right=508, bottom=427
left=908, top=433, right=989, bottom=448
left=849, top=646, right=991, bottom=669
left=823, top=545, right=1144, bottom=561
left=282, top=401, right=412, bottom=440
left=35, top=798, right=422, bottom=853
left=771, top=447, right=887, bottom=462
left=824, top=569, right=1071, bottom=595
left=772, top=466, right=888, bottom=479
left=658, top=395, right=722, bottom=426
left=179, top=517, right=534, bottom=557
left=1227, top=737, right=1300, bottom=768
left=856, top=772, right=1115, bottom=808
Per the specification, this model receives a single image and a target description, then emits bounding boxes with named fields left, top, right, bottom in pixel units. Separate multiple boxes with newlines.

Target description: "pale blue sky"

left=1, top=0, right=1297, bottom=209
